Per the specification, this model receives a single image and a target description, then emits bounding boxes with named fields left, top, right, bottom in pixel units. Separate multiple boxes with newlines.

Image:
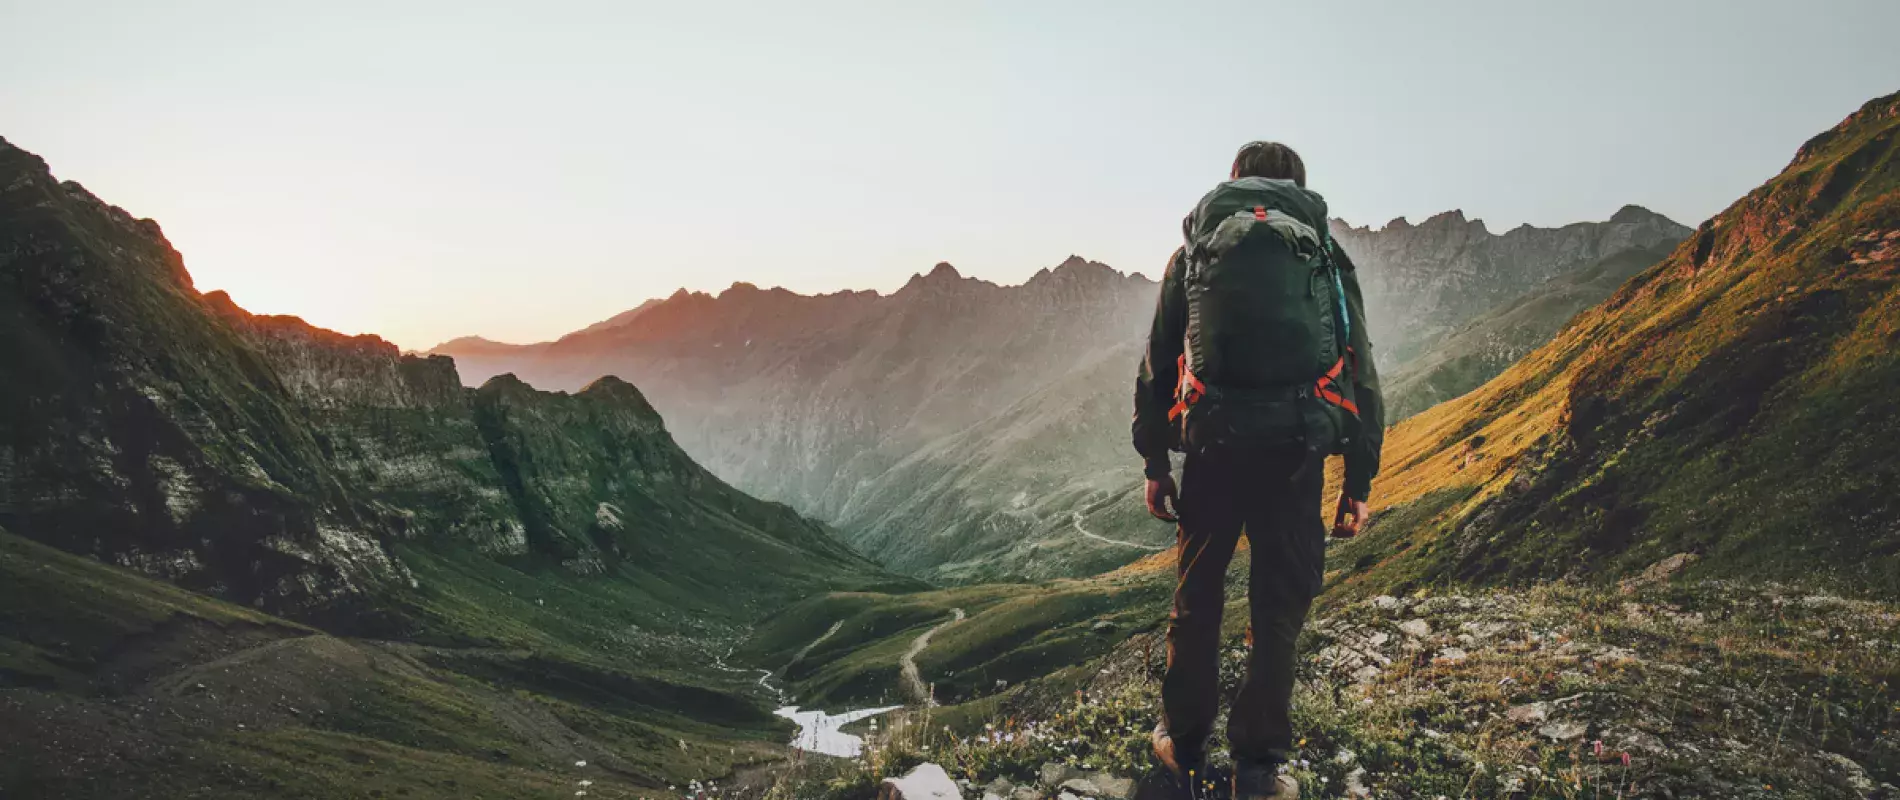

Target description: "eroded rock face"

left=1332, top=206, right=1692, bottom=365
left=0, top=136, right=880, bottom=625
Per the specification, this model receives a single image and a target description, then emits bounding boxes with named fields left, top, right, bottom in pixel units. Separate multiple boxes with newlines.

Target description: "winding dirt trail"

left=899, top=608, right=965, bottom=705
left=1071, top=510, right=1168, bottom=551
left=786, top=620, right=845, bottom=671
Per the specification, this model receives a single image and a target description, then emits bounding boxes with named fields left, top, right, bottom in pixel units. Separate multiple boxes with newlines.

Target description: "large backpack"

left=1169, top=177, right=1361, bottom=456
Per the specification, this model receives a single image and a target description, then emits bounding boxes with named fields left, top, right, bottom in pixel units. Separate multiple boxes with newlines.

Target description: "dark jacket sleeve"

left=1331, top=238, right=1385, bottom=501
left=1133, top=248, right=1189, bottom=478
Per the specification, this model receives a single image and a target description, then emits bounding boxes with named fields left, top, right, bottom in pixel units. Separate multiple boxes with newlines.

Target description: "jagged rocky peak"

left=578, top=374, right=662, bottom=417
left=478, top=371, right=539, bottom=397
left=1419, top=208, right=1487, bottom=233
left=899, top=261, right=967, bottom=293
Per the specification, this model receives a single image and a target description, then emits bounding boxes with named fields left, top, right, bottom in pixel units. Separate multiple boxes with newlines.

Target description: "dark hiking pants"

left=1160, top=446, right=1326, bottom=766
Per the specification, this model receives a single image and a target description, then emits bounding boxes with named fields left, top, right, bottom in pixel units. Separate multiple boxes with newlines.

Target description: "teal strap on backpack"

left=1322, top=235, right=1350, bottom=342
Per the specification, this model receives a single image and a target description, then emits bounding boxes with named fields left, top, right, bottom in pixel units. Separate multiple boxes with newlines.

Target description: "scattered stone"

left=1090, top=619, right=1117, bottom=633
left=1334, top=748, right=1357, bottom=765
left=1619, top=553, right=1698, bottom=594
left=1344, top=766, right=1371, bottom=799
left=1352, top=664, right=1382, bottom=684
left=1056, top=793, right=1080, bottom=800
left=1398, top=619, right=1432, bottom=638
left=1367, top=631, right=1390, bottom=647
left=984, top=777, right=1014, bottom=797
left=881, top=763, right=962, bottom=800
left=1538, top=720, right=1588, bottom=741
left=1434, top=647, right=1469, bottom=665
left=1818, top=752, right=1876, bottom=793
left=1506, top=703, right=1549, bottom=724
left=1372, top=595, right=1402, bottom=611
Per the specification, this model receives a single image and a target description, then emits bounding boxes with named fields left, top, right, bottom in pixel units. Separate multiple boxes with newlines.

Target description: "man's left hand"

left=1332, top=493, right=1369, bottom=538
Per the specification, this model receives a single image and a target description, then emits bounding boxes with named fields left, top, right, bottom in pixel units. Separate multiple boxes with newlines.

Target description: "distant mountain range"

left=434, top=207, right=1690, bottom=582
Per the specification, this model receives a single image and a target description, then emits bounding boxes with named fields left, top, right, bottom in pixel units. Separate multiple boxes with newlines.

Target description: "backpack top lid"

left=1186, top=177, right=1330, bottom=240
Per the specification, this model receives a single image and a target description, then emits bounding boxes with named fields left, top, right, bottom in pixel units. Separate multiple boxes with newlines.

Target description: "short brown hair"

left=1231, top=141, right=1306, bottom=186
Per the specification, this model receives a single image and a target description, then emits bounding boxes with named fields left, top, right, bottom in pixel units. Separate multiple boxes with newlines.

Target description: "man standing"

left=1131, top=141, right=1384, bottom=800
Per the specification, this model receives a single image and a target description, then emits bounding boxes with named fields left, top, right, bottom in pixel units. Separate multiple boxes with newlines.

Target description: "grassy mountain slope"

left=1382, top=241, right=1678, bottom=420
left=0, top=134, right=911, bottom=794
left=1330, top=89, right=1900, bottom=599
left=0, top=528, right=797, bottom=799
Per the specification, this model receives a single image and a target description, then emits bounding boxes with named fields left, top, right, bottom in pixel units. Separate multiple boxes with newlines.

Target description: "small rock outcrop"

left=879, top=763, right=962, bottom=800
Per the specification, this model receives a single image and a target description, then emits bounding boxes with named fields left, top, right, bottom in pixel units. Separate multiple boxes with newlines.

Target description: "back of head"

left=1230, top=141, right=1306, bottom=187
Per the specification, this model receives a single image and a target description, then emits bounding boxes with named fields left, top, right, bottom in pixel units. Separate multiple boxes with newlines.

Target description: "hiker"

left=1131, top=141, right=1384, bottom=800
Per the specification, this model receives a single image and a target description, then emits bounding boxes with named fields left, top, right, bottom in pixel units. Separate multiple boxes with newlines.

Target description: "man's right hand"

left=1145, top=475, right=1179, bottom=523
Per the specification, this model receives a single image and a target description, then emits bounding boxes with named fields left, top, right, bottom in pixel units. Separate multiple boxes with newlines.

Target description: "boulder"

left=1040, top=763, right=1084, bottom=789
left=1398, top=619, right=1432, bottom=638
left=879, top=763, right=962, bottom=800
left=1089, top=773, right=1135, bottom=800
left=1058, top=778, right=1099, bottom=797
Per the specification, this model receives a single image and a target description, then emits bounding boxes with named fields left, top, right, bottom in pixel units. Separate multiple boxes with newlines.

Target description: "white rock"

left=1434, top=647, right=1469, bottom=665
left=1345, top=766, right=1372, bottom=798
left=1398, top=619, right=1432, bottom=638
left=880, top=763, right=963, bottom=800
left=1372, top=595, right=1402, bottom=611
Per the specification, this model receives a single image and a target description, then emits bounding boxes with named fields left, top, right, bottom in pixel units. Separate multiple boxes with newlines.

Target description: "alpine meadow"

left=3, top=7, right=1899, bottom=800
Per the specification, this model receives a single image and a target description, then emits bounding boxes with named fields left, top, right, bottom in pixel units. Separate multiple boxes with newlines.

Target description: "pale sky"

left=4, top=1, right=1897, bottom=349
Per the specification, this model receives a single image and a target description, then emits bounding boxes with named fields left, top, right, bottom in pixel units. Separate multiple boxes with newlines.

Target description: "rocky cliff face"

left=0, top=135, right=888, bottom=627
left=1332, top=205, right=1692, bottom=365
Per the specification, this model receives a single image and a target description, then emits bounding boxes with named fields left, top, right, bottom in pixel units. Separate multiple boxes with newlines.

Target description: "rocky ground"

left=760, top=566, right=1899, bottom=799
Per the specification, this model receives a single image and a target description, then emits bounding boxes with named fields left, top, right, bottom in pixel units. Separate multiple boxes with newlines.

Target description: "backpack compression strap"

left=1167, top=353, right=1207, bottom=423
left=1315, top=350, right=1361, bottom=416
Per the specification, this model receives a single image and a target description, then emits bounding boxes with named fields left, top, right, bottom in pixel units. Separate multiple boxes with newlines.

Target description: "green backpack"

left=1169, top=177, right=1361, bottom=456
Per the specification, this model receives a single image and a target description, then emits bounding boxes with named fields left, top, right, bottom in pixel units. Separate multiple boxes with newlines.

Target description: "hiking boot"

left=1231, top=761, right=1298, bottom=800
left=1149, top=723, right=1206, bottom=784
